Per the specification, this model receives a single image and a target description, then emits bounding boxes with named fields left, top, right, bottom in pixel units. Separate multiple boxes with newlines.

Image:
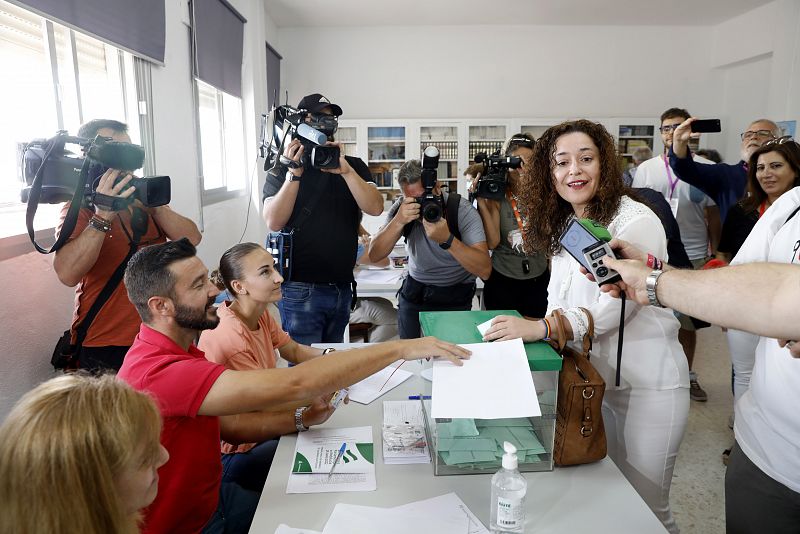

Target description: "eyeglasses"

left=764, top=135, right=795, bottom=146
left=659, top=125, right=680, bottom=133
left=740, top=130, right=775, bottom=141
left=508, top=136, right=534, bottom=149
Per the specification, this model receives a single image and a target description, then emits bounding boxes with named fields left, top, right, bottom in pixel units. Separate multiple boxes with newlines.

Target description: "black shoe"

left=690, top=377, right=708, bottom=402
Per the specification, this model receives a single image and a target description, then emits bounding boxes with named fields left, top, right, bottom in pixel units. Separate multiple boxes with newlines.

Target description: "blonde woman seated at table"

left=0, top=374, right=169, bottom=534
left=350, top=224, right=399, bottom=342
left=483, top=120, right=689, bottom=534
left=198, top=243, right=336, bottom=493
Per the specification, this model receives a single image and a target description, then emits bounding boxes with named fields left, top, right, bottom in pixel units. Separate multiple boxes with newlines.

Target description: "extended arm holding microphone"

left=593, top=239, right=800, bottom=343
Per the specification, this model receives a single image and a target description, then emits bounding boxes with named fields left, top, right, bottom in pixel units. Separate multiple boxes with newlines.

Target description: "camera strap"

left=26, top=149, right=91, bottom=254
left=72, top=209, right=146, bottom=352
left=445, top=192, right=463, bottom=241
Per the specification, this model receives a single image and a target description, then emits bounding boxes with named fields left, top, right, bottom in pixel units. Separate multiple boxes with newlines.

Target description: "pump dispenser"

left=490, top=442, right=527, bottom=533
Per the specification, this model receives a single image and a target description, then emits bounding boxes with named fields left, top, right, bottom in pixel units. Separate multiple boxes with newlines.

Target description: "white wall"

left=711, top=0, right=800, bottom=161
left=0, top=0, right=279, bottom=421
left=277, top=24, right=724, bottom=122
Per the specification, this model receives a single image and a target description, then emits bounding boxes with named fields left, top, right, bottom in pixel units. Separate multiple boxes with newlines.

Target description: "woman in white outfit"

left=484, top=120, right=689, bottom=534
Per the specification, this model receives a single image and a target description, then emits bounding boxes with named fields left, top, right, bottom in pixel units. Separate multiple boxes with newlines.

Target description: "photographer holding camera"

left=470, top=133, right=550, bottom=318
left=262, top=94, right=383, bottom=344
left=52, top=119, right=201, bottom=372
left=369, top=154, right=491, bottom=339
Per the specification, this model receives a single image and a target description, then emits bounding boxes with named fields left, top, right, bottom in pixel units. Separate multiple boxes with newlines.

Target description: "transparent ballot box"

left=418, top=310, right=562, bottom=475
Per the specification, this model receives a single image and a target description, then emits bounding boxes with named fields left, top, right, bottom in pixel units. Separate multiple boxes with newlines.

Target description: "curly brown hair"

left=519, top=120, right=626, bottom=256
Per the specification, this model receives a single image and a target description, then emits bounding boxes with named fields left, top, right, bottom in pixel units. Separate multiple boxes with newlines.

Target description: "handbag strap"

left=550, top=307, right=594, bottom=358
left=72, top=210, right=146, bottom=350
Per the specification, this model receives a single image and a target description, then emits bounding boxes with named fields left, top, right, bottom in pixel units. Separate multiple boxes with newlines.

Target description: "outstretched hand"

left=482, top=315, right=542, bottom=342
left=397, top=336, right=471, bottom=366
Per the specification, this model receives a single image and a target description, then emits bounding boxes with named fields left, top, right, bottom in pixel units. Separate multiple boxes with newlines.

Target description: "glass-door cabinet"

left=419, top=125, right=459, bottom=193
left=368, top=126, right=406, bottom=190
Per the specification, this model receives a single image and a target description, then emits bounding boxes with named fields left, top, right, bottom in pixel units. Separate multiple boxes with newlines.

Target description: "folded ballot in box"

left=418, top=310, right=562, bottom=475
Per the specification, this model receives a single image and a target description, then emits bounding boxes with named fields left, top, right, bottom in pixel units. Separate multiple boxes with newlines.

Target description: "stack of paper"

left=347, top=364, right=413, bottom=404
left=382, top=400, right=430, bottom=464
left=286, top=426, right=376, bottom=494
left=321, top=493, right=488, bottom=534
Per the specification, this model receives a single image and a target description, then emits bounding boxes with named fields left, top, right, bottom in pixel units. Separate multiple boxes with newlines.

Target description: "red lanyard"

left=507, top=190, right=524, bottom=232
left=662, top=154, right=678, bottom=200
left=758, top=201, right=768, bottom=218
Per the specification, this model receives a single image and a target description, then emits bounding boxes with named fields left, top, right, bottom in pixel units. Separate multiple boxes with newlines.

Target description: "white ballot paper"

left=347, top=364, right=413, bottom=404
left=476, top=318, right=494, bottom=337
left=287, top=426, right=376, bottom=494
left=321, top=492, right=488, bottom=534
left=432, top=338, right=541, bottom=419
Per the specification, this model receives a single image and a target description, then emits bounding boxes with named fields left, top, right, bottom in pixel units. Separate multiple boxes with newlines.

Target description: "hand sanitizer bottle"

left=490, top=441, right=527, bottom=533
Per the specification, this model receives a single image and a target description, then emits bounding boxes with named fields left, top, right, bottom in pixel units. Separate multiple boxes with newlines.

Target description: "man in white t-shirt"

left=633, top=107, right=721, bottom=402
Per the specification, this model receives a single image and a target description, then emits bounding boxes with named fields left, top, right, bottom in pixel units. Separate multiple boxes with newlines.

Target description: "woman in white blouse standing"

left=484, top=119, right=689, bottom=534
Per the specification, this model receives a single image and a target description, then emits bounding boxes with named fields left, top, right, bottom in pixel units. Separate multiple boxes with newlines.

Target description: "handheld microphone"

left=87, top=137, right=145, bottom=171
left=296, top=123, right=328, bottom=146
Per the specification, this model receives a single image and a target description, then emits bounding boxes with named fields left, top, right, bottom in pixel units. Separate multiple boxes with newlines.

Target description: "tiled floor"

left=671, top=326, right=733, bottom=534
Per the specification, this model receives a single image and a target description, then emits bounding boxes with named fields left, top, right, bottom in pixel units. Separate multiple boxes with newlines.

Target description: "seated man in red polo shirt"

left=117, top=238, right=469, bottom=534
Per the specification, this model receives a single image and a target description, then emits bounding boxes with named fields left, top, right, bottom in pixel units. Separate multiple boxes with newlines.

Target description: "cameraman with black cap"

left=262, top=94, right=383, bottom=345
left=52, top=119, right=201, bottom=372
left=369, top=159, right=491, bottom=339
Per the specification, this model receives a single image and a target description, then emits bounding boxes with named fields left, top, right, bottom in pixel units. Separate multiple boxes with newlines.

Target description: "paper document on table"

left=432, top=338, right=540, bottom=419
left=287, top=426, right=376, bottom=494
left=321, top=492, right=487, bottom=534
left=382, top=400, right=430, bottom=464
left=354, top=268, right=404, bottom=284
left=347, top=364, right=413, bottom=404
left=274, top=526, right=322, bottom=534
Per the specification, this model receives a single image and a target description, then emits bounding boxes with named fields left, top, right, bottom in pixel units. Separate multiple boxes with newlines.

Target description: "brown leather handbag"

left=549, top=307, right=607, bottom=467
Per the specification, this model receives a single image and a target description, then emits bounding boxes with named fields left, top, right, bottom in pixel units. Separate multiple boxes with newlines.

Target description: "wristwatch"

left=285, top=170, right=301, bottom=182
left=439, top=233, right=455, bottom=250
left=645, top=270, right=665, bottom=307
left=294, top=406, right=309, bottom=432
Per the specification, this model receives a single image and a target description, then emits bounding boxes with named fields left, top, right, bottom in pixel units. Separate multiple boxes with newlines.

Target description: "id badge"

left=508, top=229, right=524, bottom=251
left=668, top=198, right=679, bottom=218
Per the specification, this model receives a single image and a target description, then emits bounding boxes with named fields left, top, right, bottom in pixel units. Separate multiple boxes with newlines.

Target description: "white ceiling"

left=264, top=0, right=772, bottom=27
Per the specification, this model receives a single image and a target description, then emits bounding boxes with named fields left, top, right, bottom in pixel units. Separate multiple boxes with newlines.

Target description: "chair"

left=348, top=322, right=374, bottom=343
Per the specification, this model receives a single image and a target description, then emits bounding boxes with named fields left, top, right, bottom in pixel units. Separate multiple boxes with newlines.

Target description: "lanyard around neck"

left=662, top=154, right=679, bottom=200
left=506, top=190, right=524, bottom=232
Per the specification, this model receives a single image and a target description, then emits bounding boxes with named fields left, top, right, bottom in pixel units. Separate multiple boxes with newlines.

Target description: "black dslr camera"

left=472, top=151, right=522, bottom=201
left=415, top=146, right=444, bottom=222
left=21, top=131, right=170, bottom=209
left=260, top=105, right=340, bottom=171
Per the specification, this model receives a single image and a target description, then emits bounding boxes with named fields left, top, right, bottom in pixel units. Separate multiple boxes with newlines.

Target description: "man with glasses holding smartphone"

left=634, top=107, right=721, bottom=403
left=669, top=117, right=780, bottom=221
left=53, top=119, right=202, bottom=372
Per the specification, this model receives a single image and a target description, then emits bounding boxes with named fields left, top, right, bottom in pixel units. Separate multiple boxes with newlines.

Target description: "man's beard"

left=174, top=296, right=220, bottom=331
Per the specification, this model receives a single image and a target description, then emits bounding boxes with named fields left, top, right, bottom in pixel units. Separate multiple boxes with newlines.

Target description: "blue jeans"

left=278, top=281, right=352, bottom=345
left=221, top=439, right=279, bottom=493
left=201, top=480, right=260, bottom=534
